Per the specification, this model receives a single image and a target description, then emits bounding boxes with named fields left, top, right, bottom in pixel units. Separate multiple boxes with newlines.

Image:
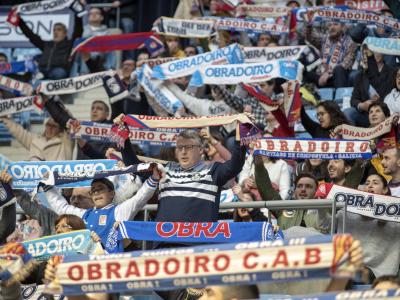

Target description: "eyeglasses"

left=55, top=224, right=72, bottom=231
left=176, top=145, right=201, bottom=152
left=89, top=187, right=109, bottom=196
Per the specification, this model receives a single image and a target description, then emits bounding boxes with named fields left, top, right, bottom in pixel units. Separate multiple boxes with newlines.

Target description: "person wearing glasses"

left=38, top=169, right=161, bottom=253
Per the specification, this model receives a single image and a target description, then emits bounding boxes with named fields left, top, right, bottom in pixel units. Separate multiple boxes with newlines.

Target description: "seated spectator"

left=165, top=36, right=186, bottom=58
left=295, top=159, right=330, bottom=183
left=0, top=116, right=74, bottom=161
left=368, top=102, right=390, bottom=127
left=183, top=44, right=199, bottom=56
left=381, top=147, right=400, bottom=196
left=71, top=7, right=116, bottom=76
left=301, top=101, right=348, bottom=138
left=232, top=185, right=268, bottom=222
left=305, top=22, right=357, bottom=88
left=383, top=68, right=400, bottom=115
left=16, top=5, right=83, bottom=79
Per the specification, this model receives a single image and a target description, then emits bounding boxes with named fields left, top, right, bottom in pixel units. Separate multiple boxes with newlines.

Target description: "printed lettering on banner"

left=9, top=159, right=117, bottom=189
left=51, top=235, right=356, bottom=295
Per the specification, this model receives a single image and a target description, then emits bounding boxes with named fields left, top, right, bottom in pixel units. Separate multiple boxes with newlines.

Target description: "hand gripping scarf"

left=47, top=234, right=356, bottom=295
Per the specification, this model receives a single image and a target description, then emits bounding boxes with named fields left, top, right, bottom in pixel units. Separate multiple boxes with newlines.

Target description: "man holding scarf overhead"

left=14, top=1, right=84, bottom=79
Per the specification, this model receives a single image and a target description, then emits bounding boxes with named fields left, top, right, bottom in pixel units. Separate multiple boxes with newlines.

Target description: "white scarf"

left=244, top=45, right=307, bottom=63
left=153, top=17, right=215, bottom=38
left=0, top=95, right=42, bottom=117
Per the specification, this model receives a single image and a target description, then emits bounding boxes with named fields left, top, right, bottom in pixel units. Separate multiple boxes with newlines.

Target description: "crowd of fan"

left=1, top=0, right=400, bottom=299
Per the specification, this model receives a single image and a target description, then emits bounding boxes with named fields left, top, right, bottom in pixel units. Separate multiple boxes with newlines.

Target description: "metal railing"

left=140, top=199, right=346, bottom=250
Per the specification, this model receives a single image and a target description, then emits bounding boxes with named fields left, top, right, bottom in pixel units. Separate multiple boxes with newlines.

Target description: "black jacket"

left=19, top=15, right=83, bottom=72
left=300, top=106, right=335, bottom=138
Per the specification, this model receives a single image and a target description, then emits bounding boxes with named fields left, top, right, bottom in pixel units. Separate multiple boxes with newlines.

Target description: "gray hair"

left=177, top=129, right=202, bottom=145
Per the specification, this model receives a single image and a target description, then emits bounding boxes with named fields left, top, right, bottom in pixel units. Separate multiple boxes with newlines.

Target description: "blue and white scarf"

left=363, top=36, right=400, bottom=56
left=253, top=138, right=372, bottom=160
left=9, top=159, right=118, bottom=190
left=189, top=60, right=303, bottom=87
left=22, top=230, right=95, bottom=261
left=151, top=43, right=244, bottom=80
left=118, top=221, right=284, bottom=243
left=40, top=163, right=156, bottom=187
left=137, top=65, right=183, bottom=114
left=0, top=60, right=37, bottom=75
left=212, top=17, right=289, bottom=35
left=0, top=95, right=43, bottom=117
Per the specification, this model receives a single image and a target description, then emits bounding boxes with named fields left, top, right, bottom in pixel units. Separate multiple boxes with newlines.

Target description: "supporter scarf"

left=143, top=57, right=178, bottom=68
left=7, top=0, right=84, bottom=26
left=21, top=285, right=64, bottom=300
left=363, top=36, right=400, bottom=56
left=319, top=183, right=400, bottom=223
left=40, top=163, right=157, bottom=187
left=39, top=71, right=115, bottom=95
left=9, top=159, right=117, bottom=190
left=241, top=83, right=279, bottom=109
left=118, top=221, right=284, bottom=243
left=22, top=230, right=95, bottom=261
left=0, top=60, right=37, bottom=75
left=253, top=138, right=372, bottom=159
left=312, top=8, right=400, bottom=32
left=0, top=181, right=14, bottom=210
left=236, top=5, right=291, bottom=18
left=102, top=73, right=129, bottom=103
left=151, top=43, right=244, bottom=80
left=269, top=288, right=400, bottom=300
left=284, top=81, right=301, bottom=126
left=137, top=65, right=183, bottom=114
left=71, top=121, right=179, bottom=146
left=49, top=235, right=356, bottom=295
left=335, top=114, right=397, bottom=140
left=0, top=243, right=39, bottom=287
left=153, top=17, right=215, bottom=38
left=71, top=32, right=158, bottom=56
left=0, top=74, right=33, bottom=96
left=189, top=60, right=303, bottom=87
left=0, top=95, right=43, bottom=117
left=122, top=113, right=260, bottom=144
left=244, top=45, right=307, bottom=63
left=213, top=17, right=289, bottom=35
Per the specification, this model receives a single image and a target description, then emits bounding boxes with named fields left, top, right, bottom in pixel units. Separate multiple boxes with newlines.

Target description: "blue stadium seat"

left=318, top=88, right=334, bottom=101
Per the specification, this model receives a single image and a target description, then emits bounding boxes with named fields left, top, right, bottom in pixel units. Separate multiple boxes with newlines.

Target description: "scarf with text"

left=143, top=57, right=179, bottom=68
left=151, top=43, right=244, bottom=80
left=0, top=60, right=37, bottom=75
left=236, top=5, right=291, bottom=18
left=122, top=113, right=260, bottom=144
left=0, top=74, right=33, bottom=96
left=213, top=17, right=289, bottom=35
left=311, top=7, right=400, bottom=33
left=189, top=60, right=303, bottom=87
left=244, top=45, right=307, bottom=63
left=0, top=181, right=14, bottom=211
left=39, top=163, right=157, bottom=187
left=153, top=17, right=215, bottom=38
left=0, top=95, right=43, bottom=117
left=7, top=0, right=85, bottom=26
left=48, top=234, right=356, bottom=295
left=318, top=183, right=400, bottom=223
left=39, top=71, right=128, bottom=102
left=253, top=138, right=372, bottom=159
left=335, top=114, right=398, bottom=140
left=22, top=230, right=96, bottom=261
left=118, top=221, right=284, bottom=243
left=137, top=65, right=183, bottom=114
left=268, top=288, right=400, bottom=300
left=21, top=285, right=64, bottom=300
left=71, top=121, right=179, bottom=146
left=363, top=36, right=400, bottom=56
left=71, top=33, right=163, bottom=57
left=9, top=159, right=118, bottom=190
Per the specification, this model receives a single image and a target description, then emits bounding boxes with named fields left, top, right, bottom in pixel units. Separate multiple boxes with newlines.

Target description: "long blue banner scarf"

left=71, top=120, right=180, bottom=146
left=9, top=159, right=117, bottom=190
left=267, top=288, right=400, bottom=300
left=22, top=230, right=95, bottom=261
left=253, top=138, right=372, bottom=160
left=151, top=43, right=244, bottom=80
left=49, top=234, right=356, bottom=295
left=137, top=65, right=183, bottom=114
left=39, top=163, right=157, bottom=187
left=363, top=36, right=400, bottom=55
left=189, top=60, right=303, bottom=87
left=118, top=221, right=284, bottom=243
left=0, top=60, right=37, bottom=75
left=312, top=7, right=400, bottom=32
